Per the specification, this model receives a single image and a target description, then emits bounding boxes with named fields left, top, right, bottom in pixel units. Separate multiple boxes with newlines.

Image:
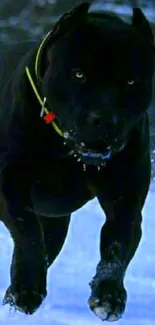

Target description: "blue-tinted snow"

left=0, top=182, right=155, bottom=324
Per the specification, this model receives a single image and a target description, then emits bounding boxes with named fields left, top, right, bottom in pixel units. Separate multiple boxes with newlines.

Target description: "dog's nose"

left=88, top=112, right=102, bottom=128
left=88, top=112, right=117, bottom=129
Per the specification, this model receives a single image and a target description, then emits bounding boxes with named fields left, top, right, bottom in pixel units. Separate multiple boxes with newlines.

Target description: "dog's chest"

left=31, top=155, right=95, bottom=217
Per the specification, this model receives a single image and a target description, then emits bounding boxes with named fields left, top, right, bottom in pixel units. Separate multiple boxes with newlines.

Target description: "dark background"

left=0, top=0, right=155, bottom=180
left=0, top=0, right=155, bottom=43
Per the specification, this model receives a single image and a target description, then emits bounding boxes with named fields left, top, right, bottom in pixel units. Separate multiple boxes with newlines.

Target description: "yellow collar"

left=25, top=31, right=64, bottom=138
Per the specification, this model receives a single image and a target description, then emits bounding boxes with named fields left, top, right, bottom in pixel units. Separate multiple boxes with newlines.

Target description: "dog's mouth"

left=63, top=131, right=126, bottom=170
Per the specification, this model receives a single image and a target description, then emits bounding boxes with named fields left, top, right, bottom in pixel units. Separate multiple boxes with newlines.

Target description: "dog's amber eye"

left=76, top=71, right=83, bottom=79
left=127, top=80, right=135, bottom=85
left=72, top=69, right=86, bottom=83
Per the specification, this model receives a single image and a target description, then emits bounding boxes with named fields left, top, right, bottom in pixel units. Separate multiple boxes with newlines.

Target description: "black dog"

left=0, top=3, right=154, bottom=321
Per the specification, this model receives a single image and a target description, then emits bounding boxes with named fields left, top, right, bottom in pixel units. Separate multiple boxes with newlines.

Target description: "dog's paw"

left=3, top=285, right=47, bottom=314
left=88, top=278, right=127, bottom=322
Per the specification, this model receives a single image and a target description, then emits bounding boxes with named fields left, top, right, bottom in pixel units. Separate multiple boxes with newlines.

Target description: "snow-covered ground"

left=0, top=182, right=155, bottom=324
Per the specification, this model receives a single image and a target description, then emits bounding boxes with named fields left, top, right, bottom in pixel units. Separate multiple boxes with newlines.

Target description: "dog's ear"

left=50, top=2, right=90, bottom=41
left=132, top=8, right=154, bottom=43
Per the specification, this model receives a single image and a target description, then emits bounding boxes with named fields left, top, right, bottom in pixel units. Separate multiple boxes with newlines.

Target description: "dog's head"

left=41, top=3, right=154, bottom=166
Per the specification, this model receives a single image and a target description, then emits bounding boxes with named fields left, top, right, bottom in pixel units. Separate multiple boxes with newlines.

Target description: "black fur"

left=0, top=3, right=154, bottom=321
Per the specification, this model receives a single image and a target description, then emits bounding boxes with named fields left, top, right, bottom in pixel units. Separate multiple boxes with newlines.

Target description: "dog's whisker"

left=77, top=158, right=81, bottom=162
left=64, top=132, right=70, bottom=139
left=68, top=150, right=75, bottom=156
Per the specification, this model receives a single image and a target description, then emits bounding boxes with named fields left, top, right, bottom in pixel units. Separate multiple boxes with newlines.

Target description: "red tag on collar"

left=43, top=112, right=56, bottom=124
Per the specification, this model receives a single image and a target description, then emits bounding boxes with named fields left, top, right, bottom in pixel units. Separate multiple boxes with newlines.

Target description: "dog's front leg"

left=88, top=196, right=143, bottom=322
left=1, top=164, right=47, bottom=314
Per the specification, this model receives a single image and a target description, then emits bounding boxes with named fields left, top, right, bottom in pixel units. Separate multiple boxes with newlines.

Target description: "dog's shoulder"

left=0, top=41, right=38, bottom=128
left=0, top=41, right=41, bottom=163
left=0, top=41, right=36, bottom=86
